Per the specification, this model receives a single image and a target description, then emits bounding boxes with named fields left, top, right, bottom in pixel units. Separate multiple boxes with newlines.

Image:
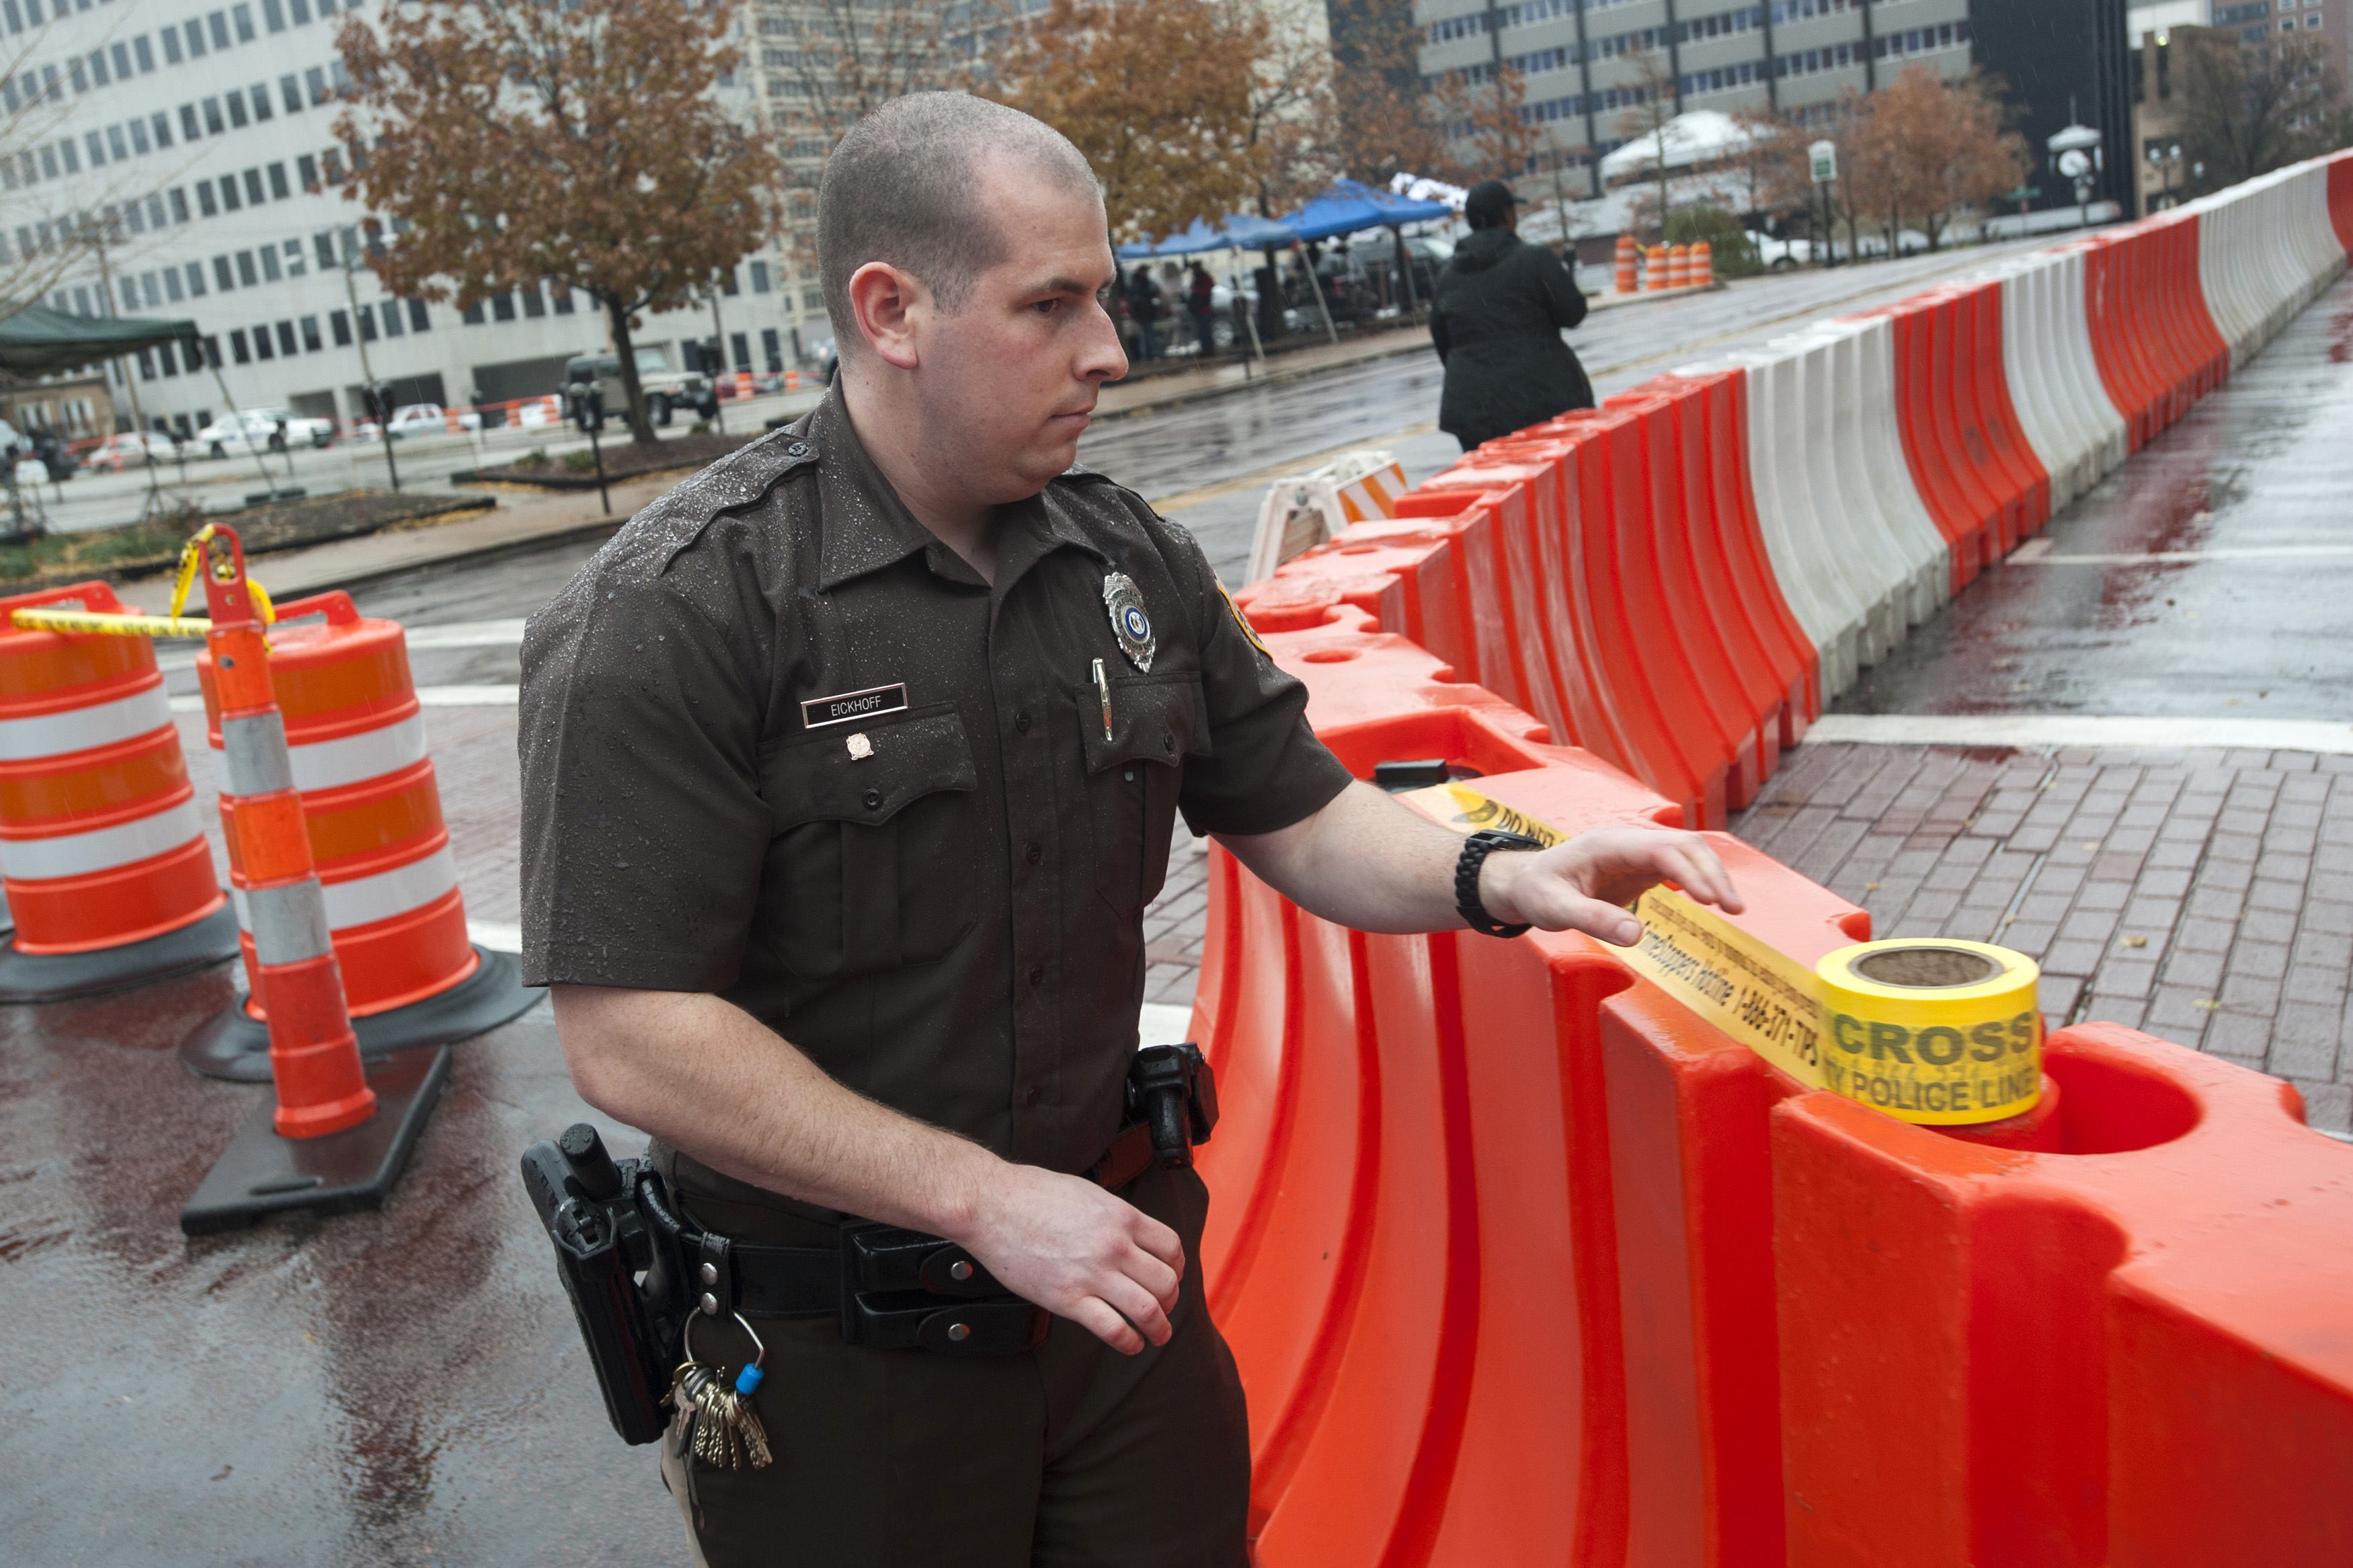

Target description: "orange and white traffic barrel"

left=1646, top=245, right=1669, bottom=292
left=1667, top=243, right=1690, bottom=288
left=0, top=581, right=238, bottom=1000
left=181, top=589, right=532, bottom=1081
left=1616, top=234, right=1638, bottom=294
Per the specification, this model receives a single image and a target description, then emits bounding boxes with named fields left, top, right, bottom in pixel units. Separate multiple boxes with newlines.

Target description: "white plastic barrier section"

left=1246, top=450, right=1407, bottom=584
left=1706, top=346, right=1868, bottom=698
left=1791, top=321, right=1944, bottom=639
left=1987, top=253, right=2114, bottom=511
left=1837, top=313, right=1952, bottom=624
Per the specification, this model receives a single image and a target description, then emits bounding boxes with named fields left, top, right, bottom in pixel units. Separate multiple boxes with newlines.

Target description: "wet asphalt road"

left=1839, top=270, right=2353, bottom=721
left=7, top=236, right=2322, bottom=1568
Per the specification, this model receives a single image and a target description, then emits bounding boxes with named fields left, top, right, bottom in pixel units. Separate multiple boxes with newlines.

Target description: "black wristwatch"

left=1455, top=829, right=1544, bottom=938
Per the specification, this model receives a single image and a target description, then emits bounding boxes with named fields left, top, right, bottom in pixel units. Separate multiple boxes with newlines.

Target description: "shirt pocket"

left=758, top=705, right=981, bottom=983
left=1074, top=672, right=1209, bottom=915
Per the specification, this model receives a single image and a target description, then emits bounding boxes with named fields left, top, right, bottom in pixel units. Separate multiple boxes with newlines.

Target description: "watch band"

left=1455, top=829, right=1544, bottom=938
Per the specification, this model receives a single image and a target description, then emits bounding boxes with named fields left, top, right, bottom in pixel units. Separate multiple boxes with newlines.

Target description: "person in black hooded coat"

left=1429, top=179, right=1594, bottom=450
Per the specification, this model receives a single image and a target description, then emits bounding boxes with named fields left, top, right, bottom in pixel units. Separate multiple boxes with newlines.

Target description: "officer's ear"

left=846, top=259, right=928, bottom=371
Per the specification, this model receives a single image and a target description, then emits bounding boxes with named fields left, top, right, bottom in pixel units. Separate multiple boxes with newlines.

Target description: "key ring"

left=682, top=1304, right=768, bottom=1396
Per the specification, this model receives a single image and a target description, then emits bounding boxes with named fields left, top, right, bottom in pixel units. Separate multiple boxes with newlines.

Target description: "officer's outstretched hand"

left=1479, top=823, right=1744, bottom=946
left=959, top=1166, right=1185, bottom=1355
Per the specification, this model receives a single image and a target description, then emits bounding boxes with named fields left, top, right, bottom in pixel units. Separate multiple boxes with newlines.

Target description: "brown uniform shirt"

left=518, top=391, right=1352, bottom=1190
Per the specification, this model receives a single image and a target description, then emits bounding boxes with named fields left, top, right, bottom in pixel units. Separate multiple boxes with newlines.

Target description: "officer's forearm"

left=549, top=984, right=998, bottom=1238
left=1215, top=780, right=1467, bottom=934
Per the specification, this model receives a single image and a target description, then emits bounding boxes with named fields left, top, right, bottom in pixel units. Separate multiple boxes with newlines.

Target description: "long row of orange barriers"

left=1203, top=155, right=2353, bottom=1563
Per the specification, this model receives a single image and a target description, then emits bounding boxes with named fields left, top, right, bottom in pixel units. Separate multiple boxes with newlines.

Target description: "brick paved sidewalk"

left=1730, top=741, right=2353, bottom=1133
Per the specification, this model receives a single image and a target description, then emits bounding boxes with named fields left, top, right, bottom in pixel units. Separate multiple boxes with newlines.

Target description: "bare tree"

left=1433, top=59, right=1542, bottom=187
left=1324, top=0, right=1449, bottom=188
left=2180, top=32, right=2350, bottom=190
left=1612, top=48, right=1681, bottom=241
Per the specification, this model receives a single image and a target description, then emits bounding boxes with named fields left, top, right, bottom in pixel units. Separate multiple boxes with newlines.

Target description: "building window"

left=135, top=35, right=154, bottom=70
left=762, top=327, right=782, bottom=371
left=329, top=308, right=351, bottom=345
left=229, top=327, right=251, bottom=363
left=358, top=306, right=377, bottom=341
left=219, top=175, right=241, bottom=212
left=291, top=0, right=310, bottom=20
left=236, top=250, right=258, bottom=286
left=198, top=182, right=219, bottom=217
left=264, top=0, right=283, bottom=30
left=112, top=40, right=130, bottom=75
left=801, top=286, right=824, bottom=313
left=314, top=231, right=336, bottom=270
left=490, top=291, right=516, bottom=321
left=300, top=315, right=321, bottom=351
left=208, top=11, right=231, bottom=51
left=227, top=91, right=248, bottom=129
left=58, top=140, right=76, bottom=173
left=298, top=153, right=319, bottom=190
left=267, top=163, right=289, bottom=200
left=129, top=118, right=149, bottom=154
left=233, top=3, right=255, bottom=41
left=407, top=298, right=429, bottom=332
left=321, top=147, right=343, bottom=183
left=720, top=265, right=740, bottom=297
left=244, top=168, right=264, bottom=204
left=168, top=186, right=189, bottom=222
left=251, top=83, right=272, bottom=122
left=159, top=341, right=180, bottom=376
left=305, top=66, right=327, bottom=106
left=136, top=348, right=155, bottom=380
left=185, top=19, right=207, bottom=58
left=187, top=261, right=208, bottom=296
left=283, top=238, right=305, bottom=277
left=275, top=321, right=296, bottom=356
left=163, top=26, right=183, bottom=63
left=107, top=124, right=126, bottom=159
left=260, top=245, right=280, bottom=281
left=551, top=284, right=575, bottom=315
left=282, top=74, right=301, bottom=113
left=750, top=261, right=772, bottom=294
left=462, top=300, right=483, bottom=324
left=84, top=130, right=103, bottom=166
left=155, top=111, right=174, bottom=149
left=203, top=97, right=225, bottom=135
left=164, top=268, right=183, bottom=302
left=251, top=323, right=274, bottom=360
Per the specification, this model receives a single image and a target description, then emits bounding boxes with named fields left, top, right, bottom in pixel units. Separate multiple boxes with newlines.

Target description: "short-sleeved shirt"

left=518, top=391, right=1353, bottom=1189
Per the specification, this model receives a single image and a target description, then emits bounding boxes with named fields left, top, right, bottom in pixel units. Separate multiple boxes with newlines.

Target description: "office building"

left=1416, top=0, right=2134, bottom=214
left=12, top=0, right=813, bottom=436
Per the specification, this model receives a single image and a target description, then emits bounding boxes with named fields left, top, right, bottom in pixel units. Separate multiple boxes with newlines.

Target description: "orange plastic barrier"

left=1197, top=612, right=2353, bottom=1565
left=183, top=591, right=534, bottom=1081
left=2329, top=152, right=2353, bottom=255
left=0, top=581, right=239, bottom=999
left=2077, top=212, right=2233, bottom=452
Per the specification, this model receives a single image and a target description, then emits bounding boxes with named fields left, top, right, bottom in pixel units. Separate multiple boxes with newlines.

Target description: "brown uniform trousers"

left=658, top=1163, right=1250, bottom=1568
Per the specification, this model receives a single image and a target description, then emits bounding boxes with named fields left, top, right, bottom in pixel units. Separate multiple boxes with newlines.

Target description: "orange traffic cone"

left=0, top=581, right=239, bottom=999
left=1692, top=240, right=1714, bottom=287
left=1615, top=233, right=1638, bottom=294
left=1646, top=245, right=1669, bottom=292
left=1668, top=243, right=1690, bottom=288
left=182, top=589, right=534, bottom=1082
left=178, top=525, right=450, bottom=1234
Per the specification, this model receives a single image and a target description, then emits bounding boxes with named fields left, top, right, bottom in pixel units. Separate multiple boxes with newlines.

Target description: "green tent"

left=0, top=302, right=199, bottom=378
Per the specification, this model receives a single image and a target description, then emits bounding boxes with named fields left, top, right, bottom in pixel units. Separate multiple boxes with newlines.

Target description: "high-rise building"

left=13, top=0, right=811, bottom=436
left=1414, top=0, right=2134, bottom=215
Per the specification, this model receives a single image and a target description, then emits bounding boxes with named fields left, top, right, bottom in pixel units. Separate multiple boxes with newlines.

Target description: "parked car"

left=562, top=347, right=715, bottom=430
left=196, top=407, right=335, bottom=458
left=385, top=403, right=482, bottom=440
left=81, top=431, right=178, bottom=470
left=1755, top=235, right=1820, bottom=271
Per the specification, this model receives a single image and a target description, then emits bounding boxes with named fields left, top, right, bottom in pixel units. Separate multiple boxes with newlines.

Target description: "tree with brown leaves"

left=1846, top=66, right=2024, bottom=251
left=981, top=0, right=1261, bottom=243
left=1325, top=0, right=1451, bottom=188
left=334, top=0, right=779, bottom=444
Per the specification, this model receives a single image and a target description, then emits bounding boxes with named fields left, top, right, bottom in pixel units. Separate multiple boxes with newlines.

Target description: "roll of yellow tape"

left=1814, top=940, right=2042, bottom=1124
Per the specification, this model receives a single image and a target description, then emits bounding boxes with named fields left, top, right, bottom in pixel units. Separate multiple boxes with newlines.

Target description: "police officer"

left=518, top=92, right=1742, bottom=1567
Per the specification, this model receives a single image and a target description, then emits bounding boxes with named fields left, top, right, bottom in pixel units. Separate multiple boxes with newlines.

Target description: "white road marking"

left=1807, top=714, right=2353, bottom=754
left=2006, top=542, right=2353, bottom=565
left=155, top=617, right=530, bottom=671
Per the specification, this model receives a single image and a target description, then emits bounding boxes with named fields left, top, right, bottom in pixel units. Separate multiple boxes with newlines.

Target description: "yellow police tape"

left=9, top=528, right=274, bottom=640
left=1404, top=781, right=2042, bottom=1125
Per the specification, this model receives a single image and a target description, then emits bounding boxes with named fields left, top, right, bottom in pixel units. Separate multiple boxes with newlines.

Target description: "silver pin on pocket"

left=846, top=732, right=873, bottom=761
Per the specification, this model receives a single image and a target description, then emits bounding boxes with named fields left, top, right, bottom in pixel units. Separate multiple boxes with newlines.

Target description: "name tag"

left=801, top=682, right=908, bottom=729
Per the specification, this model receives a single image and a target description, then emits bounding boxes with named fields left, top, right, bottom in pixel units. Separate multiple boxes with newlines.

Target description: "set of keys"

left=671, top=1308, right=772, bottom=1471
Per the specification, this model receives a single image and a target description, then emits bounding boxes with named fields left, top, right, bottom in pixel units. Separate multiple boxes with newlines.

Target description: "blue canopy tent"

left=1114, top=212, right=1298, bottom=259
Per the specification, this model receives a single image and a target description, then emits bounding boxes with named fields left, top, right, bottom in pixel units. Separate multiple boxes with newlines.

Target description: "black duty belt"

left=522, top=1042, right=1220, bottom=1444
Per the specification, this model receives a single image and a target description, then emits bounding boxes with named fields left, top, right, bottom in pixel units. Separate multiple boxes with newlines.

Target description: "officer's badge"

left=1102, top=572, right=1155, bottom=673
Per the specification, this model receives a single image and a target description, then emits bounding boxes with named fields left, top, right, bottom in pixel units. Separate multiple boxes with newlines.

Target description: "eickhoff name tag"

left=801, top=683, right=908, bottom=729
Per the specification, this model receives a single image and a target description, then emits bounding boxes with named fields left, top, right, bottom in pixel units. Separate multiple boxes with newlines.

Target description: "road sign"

left=1808, top=139, right=1837, bottom=184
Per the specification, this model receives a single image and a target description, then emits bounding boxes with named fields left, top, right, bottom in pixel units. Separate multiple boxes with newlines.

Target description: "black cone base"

left=0, top=903, right=241, bottom=1004
left=180, top=1044, right=451, bottom=1235
left=179, top=946, right=537, bottom=1083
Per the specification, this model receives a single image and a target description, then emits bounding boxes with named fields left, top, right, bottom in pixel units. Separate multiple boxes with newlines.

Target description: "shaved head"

left=817, top=92, right=1101, bottom=352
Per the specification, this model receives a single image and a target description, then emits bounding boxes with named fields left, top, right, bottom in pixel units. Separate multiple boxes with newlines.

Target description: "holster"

left=520, top=1041, right=1220, bottom=1446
